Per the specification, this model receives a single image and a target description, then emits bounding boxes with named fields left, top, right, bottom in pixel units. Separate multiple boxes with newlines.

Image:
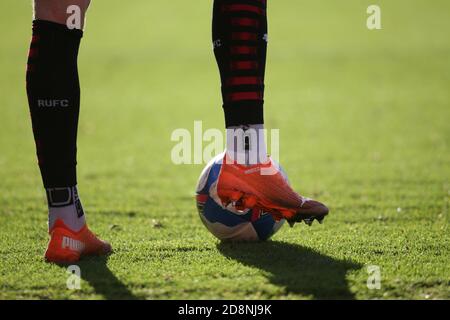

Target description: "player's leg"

left=27, top=0, right=111, bottom=262
left=212, top=0, right=267, bottom=164
left=212, top=0, right=329, bottom=226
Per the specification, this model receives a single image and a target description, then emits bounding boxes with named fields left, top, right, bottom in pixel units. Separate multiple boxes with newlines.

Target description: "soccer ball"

left=195, top=152, right=285, bottom=241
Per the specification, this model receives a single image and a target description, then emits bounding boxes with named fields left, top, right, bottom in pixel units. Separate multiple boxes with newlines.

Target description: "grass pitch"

left=0, top=0, right=449, bottom=299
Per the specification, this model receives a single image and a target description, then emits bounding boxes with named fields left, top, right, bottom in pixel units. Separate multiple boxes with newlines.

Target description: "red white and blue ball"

left=195, top=153, right=285, bottom=241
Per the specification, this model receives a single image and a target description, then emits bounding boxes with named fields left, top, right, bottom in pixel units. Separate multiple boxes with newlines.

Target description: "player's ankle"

left=225, top=124, right=268, bottom=165
left=46, top=186, right=86, bottom=233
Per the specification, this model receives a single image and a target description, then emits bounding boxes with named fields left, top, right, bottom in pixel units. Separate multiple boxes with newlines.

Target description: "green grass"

left=0, top=0, right=449, bottom=300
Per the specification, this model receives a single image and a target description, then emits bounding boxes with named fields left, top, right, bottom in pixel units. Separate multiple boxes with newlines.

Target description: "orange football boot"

left=217, top=153, right=329, bottom=226
left=45, top=219, right=112, bottom=263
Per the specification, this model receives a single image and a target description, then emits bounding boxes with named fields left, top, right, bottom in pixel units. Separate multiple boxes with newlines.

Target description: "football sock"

left=212, top=0, right=268, bottom=128
left=213, top=0, right=269, bottom=164
left=226, top=124, right=268, bottom=165
left=46, top=186, right=86, bottom=232
left=26, top=20, right=82, bottom=188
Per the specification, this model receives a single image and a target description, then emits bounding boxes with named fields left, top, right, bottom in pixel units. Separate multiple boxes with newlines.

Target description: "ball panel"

left=203, top=196, right=252, bottom=227
left=196, top=156, right=223, bottom=196
left=252, top=214, right=285, bottom=240
left=199, top=214, right=259, bottom=241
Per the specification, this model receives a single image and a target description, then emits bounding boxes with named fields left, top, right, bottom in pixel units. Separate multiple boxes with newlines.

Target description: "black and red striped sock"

left=26, top=20, right=82, bottom=188
left=212, top=0, right=268, bottom=128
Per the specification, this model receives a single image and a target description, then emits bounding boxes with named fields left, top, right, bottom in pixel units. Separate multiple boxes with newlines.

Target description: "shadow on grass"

left=70, top=256, right=140, bottom=300
left=217, top=241, right=362, bottom=299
